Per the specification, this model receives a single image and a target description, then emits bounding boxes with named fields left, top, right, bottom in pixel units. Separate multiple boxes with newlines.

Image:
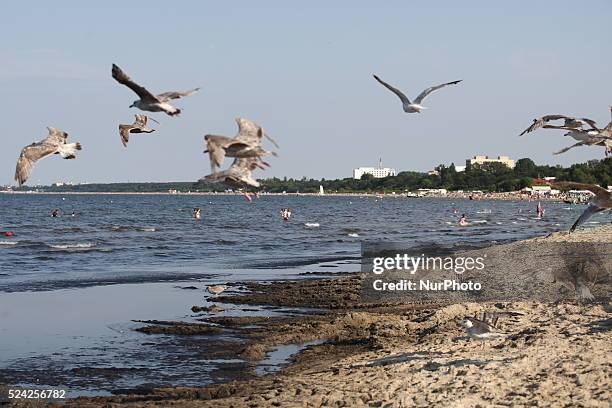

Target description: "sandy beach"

left=15, top=226, right=606, bottom=408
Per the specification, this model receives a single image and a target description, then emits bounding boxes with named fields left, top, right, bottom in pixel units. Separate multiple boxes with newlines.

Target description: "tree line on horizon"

left=6, top=158, right=611, bottom=194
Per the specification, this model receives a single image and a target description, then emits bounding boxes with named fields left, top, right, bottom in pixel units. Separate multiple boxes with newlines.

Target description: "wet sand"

left=7, top=226, right=612, bottom=407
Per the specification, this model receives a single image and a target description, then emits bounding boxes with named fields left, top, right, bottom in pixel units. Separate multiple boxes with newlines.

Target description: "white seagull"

left=373, top=74, right=462, bottom=113
left=112, top=64, right=200, bottom=116
left=14, top=127, right=82, bottom=186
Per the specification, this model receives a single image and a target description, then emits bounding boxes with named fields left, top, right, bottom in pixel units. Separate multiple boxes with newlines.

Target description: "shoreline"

left=44, top=226, right=610, bottom=407
left=0, top=190, right=567, bottom=202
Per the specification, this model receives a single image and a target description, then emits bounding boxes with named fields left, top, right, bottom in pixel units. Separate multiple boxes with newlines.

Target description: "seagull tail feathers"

left=59, top=142, right=82, bottom=159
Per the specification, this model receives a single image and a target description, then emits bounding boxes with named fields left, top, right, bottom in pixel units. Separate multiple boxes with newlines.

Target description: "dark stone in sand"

left=238, top=343, right=269, bottom=361
left=133, top=320, right=223, bottom=335
left=201, top=316, right=272, bottom=327
left=177, top=285, right=199, bottom=290
left=191, top=305, right=224, bottom=313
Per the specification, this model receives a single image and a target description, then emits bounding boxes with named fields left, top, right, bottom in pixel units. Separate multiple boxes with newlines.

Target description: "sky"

left=0, top=1, right=611, bottom=185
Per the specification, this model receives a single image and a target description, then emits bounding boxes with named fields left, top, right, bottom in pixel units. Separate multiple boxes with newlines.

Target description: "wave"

left=304, top=223, right=320, bottom=228
left=245, top=255, right=360, bottom=269
left=49, top=243, right=96, bottom=250
left=0, top=241, right=18, bottom=246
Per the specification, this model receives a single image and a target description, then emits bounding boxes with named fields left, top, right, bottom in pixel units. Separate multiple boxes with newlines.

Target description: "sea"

left=0, top=193, right=604, bottom=396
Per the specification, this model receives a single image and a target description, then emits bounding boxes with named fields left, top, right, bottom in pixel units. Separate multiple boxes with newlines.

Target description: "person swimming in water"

left=458, top=214, right=469, bottom=226
left=51, top=209, right=60, bottom=218
left=280, top=208, right=292, bottom=221
left=193, top=208, right=202, bottom=220
left=536, top=202, right=544, bottom=218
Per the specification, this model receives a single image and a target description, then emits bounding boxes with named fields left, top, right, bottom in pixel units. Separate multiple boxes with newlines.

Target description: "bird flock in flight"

left=11, top=66, right=612, bottom=230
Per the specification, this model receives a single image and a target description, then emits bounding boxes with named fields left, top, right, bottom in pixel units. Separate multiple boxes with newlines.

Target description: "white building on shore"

left=353, top=159, right=396, bottom=179
left=467, top=155, right=515, bottom=169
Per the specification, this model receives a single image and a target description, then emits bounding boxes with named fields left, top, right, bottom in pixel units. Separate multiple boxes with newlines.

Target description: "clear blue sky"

left=1, top=1, right=610, bottom=185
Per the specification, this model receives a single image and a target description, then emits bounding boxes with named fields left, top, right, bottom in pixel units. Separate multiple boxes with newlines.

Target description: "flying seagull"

left=553, top=134, right=612, bottom=156
left=119, top=114, right=158, bottom=147
left=553, top=182, right=612, bottom=232
left=204, top=118, right=278, bottom=173
left=199, top=157, right=269, bottom=189
left=111, top=64, right=200, bottom=116
left=14, top=127, right=82, bottom=186
left=372, top=75, right=462, bottom=113
left=519, top=114, right=599, bottom=137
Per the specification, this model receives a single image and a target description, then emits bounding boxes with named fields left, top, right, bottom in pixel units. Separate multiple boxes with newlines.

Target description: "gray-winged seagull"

left=112, top=64, right=199, bottom=116
left=204, top=118, right=278, bottom=173
left=119, top=114, right=158, bottom=147
left=14, top=127, right=82, bottom=186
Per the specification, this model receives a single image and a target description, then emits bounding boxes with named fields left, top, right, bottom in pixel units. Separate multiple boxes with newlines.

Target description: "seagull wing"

left=43, top=127, right=68, bottom=145
left=373, top=75, right=410, bottom=104
left=112, top=64, right=158, bottom=102
left=553, top=182, right=610, bottom=200
left=234, top=117, right=263, bottom=145
left=14, top=142, right=58, bottom=186
left=156, top=88, right=200, bottom=102
left=134, top=114, right=148, bottom=127
left=118, top=124, right=135, bottom=147
left=228, top=158, right=261, bottom=188
left=520, top=115, right=598, bottom=136
left=204, top=135, right=231, bottom=173
left=570, top=204, right=607, bottom=232
left=553, top=141, right=587, bottom=155
left=413, top=80, right=462, bottom=104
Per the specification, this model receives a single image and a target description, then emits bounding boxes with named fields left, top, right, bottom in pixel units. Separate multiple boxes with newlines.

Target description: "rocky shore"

left=7, top=227, right=611, bottom=407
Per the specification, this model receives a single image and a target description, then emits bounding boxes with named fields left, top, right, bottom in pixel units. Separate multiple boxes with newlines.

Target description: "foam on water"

left=49, top=243, right=96, bottom=250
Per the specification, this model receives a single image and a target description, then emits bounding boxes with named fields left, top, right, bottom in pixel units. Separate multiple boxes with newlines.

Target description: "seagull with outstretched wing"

left=519, top=114, right=599, bottom=136
left=14, top=127, right=82, bottom=186
left=119, top=114, right=158, bottom=147
left=520, top=109, right=612, bottom=157
left=372, top=74, right=462, bottom=113
left=553, top=134, right=612, bottom=156
left=111, top=64, right=199, bottom=116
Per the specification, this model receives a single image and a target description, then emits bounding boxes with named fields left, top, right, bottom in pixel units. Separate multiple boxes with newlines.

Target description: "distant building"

left=353, top=158, right=396, bottom=179
left=467, top=155, right=515, bottom=169
left=454, top=165, right=466, bottom=172
left=353, top=167, right=396, bottom=179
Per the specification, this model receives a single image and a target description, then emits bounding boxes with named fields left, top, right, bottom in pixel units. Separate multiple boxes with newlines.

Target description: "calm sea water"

left=0, top=193, right=603, bottom=395
left=0, top=193, right=596, bottom=292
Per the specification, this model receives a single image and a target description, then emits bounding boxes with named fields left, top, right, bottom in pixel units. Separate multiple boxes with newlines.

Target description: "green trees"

left=9, top=158, right=611, bottom=194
